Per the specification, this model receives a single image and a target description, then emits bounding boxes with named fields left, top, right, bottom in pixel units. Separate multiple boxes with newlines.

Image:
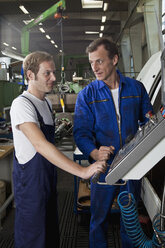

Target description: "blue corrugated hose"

left=117, top=191, right=165, bottom=247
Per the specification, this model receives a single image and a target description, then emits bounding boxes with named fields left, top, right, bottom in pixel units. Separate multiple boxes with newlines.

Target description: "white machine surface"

left=137, top=51, right=161, bottom=94
left=137, top=51, right=162, bottom=109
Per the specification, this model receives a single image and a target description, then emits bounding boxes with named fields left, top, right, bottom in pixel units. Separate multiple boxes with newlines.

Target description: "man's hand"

left=81, top=160, right=107, bottom=180
left=90, top=146, right=115, bottom=161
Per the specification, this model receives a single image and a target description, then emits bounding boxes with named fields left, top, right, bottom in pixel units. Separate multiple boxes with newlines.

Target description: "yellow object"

left=60, top=98, right=64, bottom=108
left=60, top=98, right=65, bottom=112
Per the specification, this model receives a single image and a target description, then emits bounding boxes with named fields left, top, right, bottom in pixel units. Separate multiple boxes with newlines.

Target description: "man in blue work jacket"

left=73, top=38, right=153, bottom=248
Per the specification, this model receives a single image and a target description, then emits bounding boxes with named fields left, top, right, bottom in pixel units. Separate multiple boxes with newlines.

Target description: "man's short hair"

left=86, top=38, right=119, bottom=60
left=23, top=51, right=54, bottom=81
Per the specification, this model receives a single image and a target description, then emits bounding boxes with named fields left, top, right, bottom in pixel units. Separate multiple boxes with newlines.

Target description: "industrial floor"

left=0, top=138, right=121, bottom=248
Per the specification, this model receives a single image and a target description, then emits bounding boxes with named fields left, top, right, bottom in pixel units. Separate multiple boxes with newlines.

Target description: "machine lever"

left=91, top=171, right=101, bottom=184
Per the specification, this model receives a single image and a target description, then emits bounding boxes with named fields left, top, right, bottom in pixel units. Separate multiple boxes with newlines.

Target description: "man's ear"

left=112, top=55, right=118, bottom=66
left=27, top=70, right=35, bottom=81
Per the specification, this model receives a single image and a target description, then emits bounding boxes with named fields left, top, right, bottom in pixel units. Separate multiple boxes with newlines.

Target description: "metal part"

left=91, top=171, right=102, bottom=184
left=161, top=49, right=165, bottom=107
left=160, top=178, right=165, bottom=231
left=59, top=82, right=70, bottom=93
left=55, top=112, right=73, bottom=141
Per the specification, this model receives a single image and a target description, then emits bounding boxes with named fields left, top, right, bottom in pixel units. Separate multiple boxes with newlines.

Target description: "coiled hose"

left=117, top=191, right=165, bottom=247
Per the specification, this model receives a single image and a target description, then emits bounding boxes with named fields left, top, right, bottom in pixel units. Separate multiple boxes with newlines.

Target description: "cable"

left=117, top=191, right=165, bottom=247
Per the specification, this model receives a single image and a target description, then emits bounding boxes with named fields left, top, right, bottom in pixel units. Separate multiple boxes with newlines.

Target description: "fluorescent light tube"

left=81, top=0, right=103, bottom=9
left=19, top=5, right=29, bottom=14
left=100, top=26, right=104, bottom=31
left=103, top=3, right=108, bottom=11
left=1, top=49, right=24, bottom=61
left=39, top=28, right=45, bottom=33
left=85, top=31, right=99, bottom=34
left=23, top=19, right=34, bottom=25
left=46, top=35, right=51, bottom=39
left=3, top=43, right=9, bottom=47
left=102, top=16, right=106, bottom=23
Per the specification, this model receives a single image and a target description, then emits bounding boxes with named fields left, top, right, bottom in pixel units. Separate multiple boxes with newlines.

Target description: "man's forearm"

left=90, top=149, right=99, bottom=161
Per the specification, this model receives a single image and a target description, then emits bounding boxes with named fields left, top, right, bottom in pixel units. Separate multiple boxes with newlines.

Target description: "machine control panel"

left=105, top=111, right=165, bottom=185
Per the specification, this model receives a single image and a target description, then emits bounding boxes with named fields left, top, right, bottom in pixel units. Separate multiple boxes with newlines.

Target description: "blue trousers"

left=89, top=180, right=141, bottom=248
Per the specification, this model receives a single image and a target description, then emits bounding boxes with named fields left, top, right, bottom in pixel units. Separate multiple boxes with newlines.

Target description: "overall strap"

left=45, top=98, right=52, bottom=113
left=45, top=98, right=55, bottom=125
left=21, top=95, right=45, bottom=127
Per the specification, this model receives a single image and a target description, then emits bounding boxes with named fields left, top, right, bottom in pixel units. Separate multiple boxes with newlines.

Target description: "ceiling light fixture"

left=39, top=28, right=45, bottom=33
left=19, top=5, right=29, bottom=14
left=101, top=16, right=106, bottom=23
left=85, top=31, right=99, bottom=34
left=55, top=45, right=58, bottom=48
left=100, top=26, right=104, bottom=31
left=46, top=35, right=51, bottom=39
left=23, top=19, right=34, bottom=25
left=3, top=42, right=9, bottom=47
left=51, top=40, right=55, bottom=44
left=1, top=49, right=24, bottom=61
left=103, top=3, right=108, bottom=11
left=12, top=47, right=17, bottom=50
left=81, top=0, right=103, bottom=9
left=99, top=33, right=103, bottom=37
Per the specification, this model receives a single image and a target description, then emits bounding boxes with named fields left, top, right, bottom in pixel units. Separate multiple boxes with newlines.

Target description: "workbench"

left=0, top=143, right=14, bottom=230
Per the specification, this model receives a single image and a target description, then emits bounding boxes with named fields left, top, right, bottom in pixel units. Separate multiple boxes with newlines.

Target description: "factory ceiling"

left=0, top=0, right=143, bottom=61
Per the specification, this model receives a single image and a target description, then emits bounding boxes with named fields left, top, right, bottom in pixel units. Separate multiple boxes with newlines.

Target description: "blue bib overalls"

left=13, top=97, right=59, bottom=248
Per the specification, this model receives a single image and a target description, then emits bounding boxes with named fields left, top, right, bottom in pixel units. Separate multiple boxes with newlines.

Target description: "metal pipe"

left=160, top=178, right=165, bottom=231
left=116, top=0, right=141, bottom=43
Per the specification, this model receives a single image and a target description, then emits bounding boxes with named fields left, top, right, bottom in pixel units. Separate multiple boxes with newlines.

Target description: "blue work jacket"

left=73, top=70, right=153, bottom=166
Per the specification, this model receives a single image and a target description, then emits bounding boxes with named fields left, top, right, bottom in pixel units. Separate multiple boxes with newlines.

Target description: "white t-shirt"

left=111, top=88, right=120, bottom=125
left=10, top=91, right=53, bottom=164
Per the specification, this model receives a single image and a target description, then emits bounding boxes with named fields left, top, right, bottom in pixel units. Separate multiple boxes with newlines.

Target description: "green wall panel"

left=0, top=80, right=23, bottom=116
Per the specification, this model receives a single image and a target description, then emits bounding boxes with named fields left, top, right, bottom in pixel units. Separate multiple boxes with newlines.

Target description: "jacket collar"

left=96, top=69, right=126, bottom=90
